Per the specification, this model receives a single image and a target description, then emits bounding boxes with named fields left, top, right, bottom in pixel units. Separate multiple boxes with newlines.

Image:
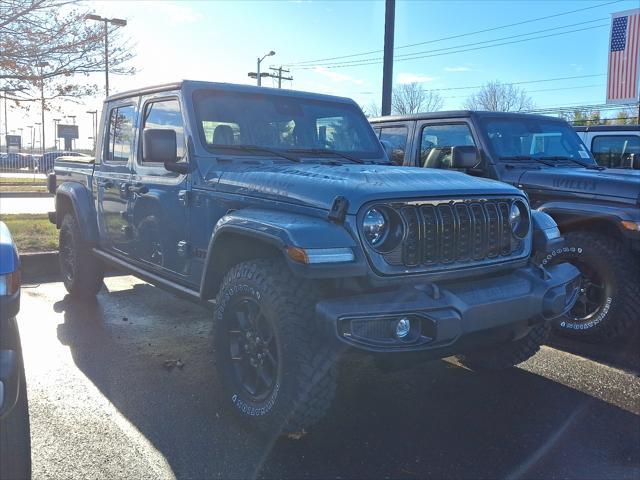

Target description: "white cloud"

left=396, top=73, right=435, bottom=84
left=444, top=66, right=472, bottom=72
left=312, top=67, right=364, bottom=85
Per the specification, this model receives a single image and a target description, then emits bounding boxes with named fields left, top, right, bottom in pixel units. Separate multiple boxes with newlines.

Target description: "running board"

left=92, top=248, right=203, bottom=303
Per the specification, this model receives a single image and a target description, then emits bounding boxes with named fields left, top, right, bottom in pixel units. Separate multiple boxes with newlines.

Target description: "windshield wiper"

left=499, top=155, right=556, bottom=167
left=286, top=148, right=365, bottom=164
left=538, top=156, right=605, bottom=170
left=218, top=144, right=301, bottom=162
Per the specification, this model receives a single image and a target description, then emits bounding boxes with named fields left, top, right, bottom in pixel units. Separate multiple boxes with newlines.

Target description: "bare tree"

left=464, top=80, right=534, bottom=112
left=361, top=101, right=381, bottom=118
left=1, top=0, right=135, bottom=99
left=392, top=83, right=443, bottom=115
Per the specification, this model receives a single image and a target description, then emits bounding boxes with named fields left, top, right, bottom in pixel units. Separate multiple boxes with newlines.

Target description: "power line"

left=296, top=23, right=608, bottom=70
left=283, top=0, right=623, bottom=66
left=424, top=74, right=607, bottom=92
left=298, top=18, right=607, bottom=69
left=441, top=84, right=604, bottom=100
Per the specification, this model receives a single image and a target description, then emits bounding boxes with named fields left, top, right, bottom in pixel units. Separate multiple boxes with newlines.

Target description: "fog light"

left=395, top=317, right=411, bottom=338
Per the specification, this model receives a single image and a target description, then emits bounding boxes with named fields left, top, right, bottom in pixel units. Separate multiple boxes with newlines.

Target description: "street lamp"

left=86, top=110, right=98, bottom=152
left=35, top=122, right=41, bottom=151
left=53, top=118, right=61, bottom=150
left=35, top=61, right=50, bottom=152
left=85, top=14, right=127, bottom=96
left=256, top=50, right=275, bottom=87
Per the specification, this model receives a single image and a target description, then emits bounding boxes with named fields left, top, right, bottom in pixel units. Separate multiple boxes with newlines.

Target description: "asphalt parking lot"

left=17, top=275, right=640, bottom=480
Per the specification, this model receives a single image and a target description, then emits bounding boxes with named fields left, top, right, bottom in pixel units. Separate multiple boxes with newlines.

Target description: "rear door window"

left=105, top=105, right=136, bottom=164
left=419, top=124, right=476, bottom=168
left=379, top=126, right=408, bottom=165
left=591, top=135, right=640, bottom=168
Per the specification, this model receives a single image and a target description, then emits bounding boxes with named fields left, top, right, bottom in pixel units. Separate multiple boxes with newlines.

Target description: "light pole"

left=53, top=118, right=61, bottom=150
left=67, top=115, right=77, bottom=150
left=35, top=61, right=50, bottom=152
left=256, top=50, right=275, bottom=87
left=85, top=14, right=127, bottom=96
left=27, top=125, right=33, bottom=152
left=86, top=110, right=98, bottom=152
left=17, top=128, right=23, bottom=150
left=35, top=122, right=41, bottom=151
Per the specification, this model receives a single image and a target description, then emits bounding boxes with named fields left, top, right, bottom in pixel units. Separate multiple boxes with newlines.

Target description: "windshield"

left=480, top=117, right=597, bottom=167
left=193, top=89, right=383, bottom=159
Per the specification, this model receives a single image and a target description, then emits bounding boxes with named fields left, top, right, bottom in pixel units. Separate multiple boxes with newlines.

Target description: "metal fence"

left=0, top=150, right=86, bottom=185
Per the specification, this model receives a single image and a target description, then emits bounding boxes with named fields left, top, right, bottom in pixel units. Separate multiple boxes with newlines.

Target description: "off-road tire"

left=456, top=323, right=549, bottom=370
left=537, top=231, right=639, bottom=342
left=213, top=258, right=337, bottom=435
left=59, top=213, right=104, bottom=298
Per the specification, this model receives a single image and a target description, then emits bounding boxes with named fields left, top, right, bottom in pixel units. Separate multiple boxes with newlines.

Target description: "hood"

left=518, top=167, right=640, bottom=201
left=213, top=163, right=520, bottom=213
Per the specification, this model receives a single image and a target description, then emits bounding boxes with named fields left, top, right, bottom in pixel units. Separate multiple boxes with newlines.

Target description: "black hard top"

left=573, top=124, right=640, bottom=132
left=369, top=110, right=567, bottom=124
left=104, top=80, right=356, bottom=105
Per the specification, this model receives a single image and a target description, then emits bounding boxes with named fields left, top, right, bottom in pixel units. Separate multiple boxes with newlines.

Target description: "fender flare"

left=537, top=200, right=637, bottom=233
left=55, top=183, right=99, bottom=245
left=199, top=208, right=365, bottom=299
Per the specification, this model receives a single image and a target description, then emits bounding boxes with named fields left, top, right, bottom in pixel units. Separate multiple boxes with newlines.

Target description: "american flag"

left=607, top=9, right=640, bottom=103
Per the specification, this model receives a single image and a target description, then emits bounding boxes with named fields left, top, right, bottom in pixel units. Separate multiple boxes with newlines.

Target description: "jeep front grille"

left=382, top=199, right=525, bottom=269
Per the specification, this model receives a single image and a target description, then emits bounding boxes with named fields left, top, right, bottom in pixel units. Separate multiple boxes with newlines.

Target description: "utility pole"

left=381, top=0, right=395, bottom=116
left=85, top=14, right=127, bottom=96
left=269, top=66, right=293, bottom=88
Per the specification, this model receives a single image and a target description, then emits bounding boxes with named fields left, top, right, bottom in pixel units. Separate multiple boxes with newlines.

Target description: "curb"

left=20, top=251, right=59, bottom=281
left=0, top=191, right=52, bottom=198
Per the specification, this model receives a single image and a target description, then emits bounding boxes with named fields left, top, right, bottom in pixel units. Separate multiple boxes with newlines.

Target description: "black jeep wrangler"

left=371, top=111, right=640, bottom=342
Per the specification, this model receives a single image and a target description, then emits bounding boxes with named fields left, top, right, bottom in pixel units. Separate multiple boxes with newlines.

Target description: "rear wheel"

left=213, top=258, right=337, bottom=434
left=59, top=213, right=104, bottom=298
left=538, top=231, right=639, bottom=342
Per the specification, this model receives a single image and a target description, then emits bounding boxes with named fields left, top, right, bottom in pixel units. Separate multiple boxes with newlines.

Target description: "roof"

left=369, top=110, right=567, bottom=123
left=105, top=80, right=356, bottom=105
left=573, top=125, right=640, bottom=133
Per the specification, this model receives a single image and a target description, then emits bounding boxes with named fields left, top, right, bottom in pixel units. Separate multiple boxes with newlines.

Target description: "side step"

left=92, top=248, right=206, bottom=304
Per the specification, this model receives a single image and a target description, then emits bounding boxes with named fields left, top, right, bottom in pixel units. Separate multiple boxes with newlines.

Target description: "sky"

left=5, top=0, right=640, bottom=150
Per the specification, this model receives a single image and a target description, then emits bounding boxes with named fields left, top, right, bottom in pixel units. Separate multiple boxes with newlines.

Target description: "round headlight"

left=363, top=208, right=387, bottom=245
left=510, top=200, right=529, bottom=239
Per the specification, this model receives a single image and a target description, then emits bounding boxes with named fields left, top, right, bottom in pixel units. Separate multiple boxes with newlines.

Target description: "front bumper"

left=316, top=262, right=580, bottom=353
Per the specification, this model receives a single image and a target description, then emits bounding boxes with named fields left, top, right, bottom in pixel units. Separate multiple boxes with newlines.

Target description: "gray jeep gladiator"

left=48, top=81, right=579, bottom=433
left=371, top=111, right=640, bottom=343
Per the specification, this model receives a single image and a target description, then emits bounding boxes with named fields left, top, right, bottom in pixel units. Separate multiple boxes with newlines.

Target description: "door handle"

left=97, top=179, right=113, bottom=188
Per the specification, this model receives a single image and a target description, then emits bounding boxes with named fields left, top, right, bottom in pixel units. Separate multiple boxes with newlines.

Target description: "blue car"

left=0, top=222, right=31, bottom=479
left=38, top=151, right=85, bottom=173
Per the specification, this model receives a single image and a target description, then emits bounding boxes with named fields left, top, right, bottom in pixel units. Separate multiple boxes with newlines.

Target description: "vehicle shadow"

left=547, top=331, right=640, bottom=374
left=53, top=284, right=640, bottom=480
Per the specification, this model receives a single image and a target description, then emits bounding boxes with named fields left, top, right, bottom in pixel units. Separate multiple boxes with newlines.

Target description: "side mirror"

left=450, top=145, right=480, bottom=170
left=143, top=128, right=188, bottom=173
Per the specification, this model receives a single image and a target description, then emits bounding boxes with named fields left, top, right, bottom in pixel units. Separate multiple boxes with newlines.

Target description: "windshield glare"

left=193, top=90, right=383, bottom=159
left=481, top=118, right=597, bottom=166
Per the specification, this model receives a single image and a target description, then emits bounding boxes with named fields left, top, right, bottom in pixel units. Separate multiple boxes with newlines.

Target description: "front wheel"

left=213, top=259, right=337, bottom=435
left=537, top=231, right=639, bottom=342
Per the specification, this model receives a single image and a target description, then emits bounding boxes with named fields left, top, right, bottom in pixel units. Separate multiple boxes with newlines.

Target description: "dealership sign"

left=57, top=124, right=79, bottom=139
